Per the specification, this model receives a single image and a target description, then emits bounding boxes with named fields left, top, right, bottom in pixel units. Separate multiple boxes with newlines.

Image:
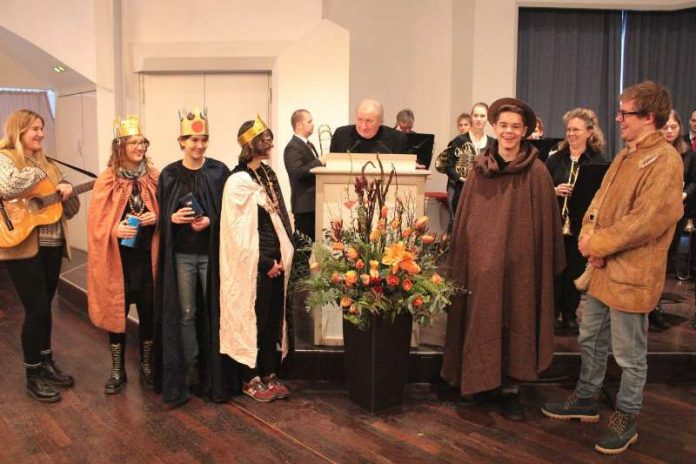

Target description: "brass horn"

left=561, top=159, right=580, bottom=236
left=317, top=124, right=333, bottom=156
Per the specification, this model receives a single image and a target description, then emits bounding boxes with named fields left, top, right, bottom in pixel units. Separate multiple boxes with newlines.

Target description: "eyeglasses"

left=125, top=140, right=150, bottom=148
left=616, top=110, right=644, bottom=121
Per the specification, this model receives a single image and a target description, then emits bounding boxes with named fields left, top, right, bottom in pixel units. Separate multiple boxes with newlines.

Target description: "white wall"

left=0, top=0, right=97, bottom=83
left=273, top=20, right=350, bottom=207
left=0, top=53, right=44, bottom=88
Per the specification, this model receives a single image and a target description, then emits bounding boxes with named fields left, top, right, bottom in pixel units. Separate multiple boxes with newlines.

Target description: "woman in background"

left=545, top=108, right=605, bottom=335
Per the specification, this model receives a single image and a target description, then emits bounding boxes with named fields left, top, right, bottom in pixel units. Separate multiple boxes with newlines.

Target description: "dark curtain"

left=623, top=8, right=696, bottom=127
left=517, top=9, right=622, bottom=156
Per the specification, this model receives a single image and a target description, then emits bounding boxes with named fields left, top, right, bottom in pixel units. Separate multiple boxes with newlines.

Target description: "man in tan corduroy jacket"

left=542, top=81, right=683, bottom=456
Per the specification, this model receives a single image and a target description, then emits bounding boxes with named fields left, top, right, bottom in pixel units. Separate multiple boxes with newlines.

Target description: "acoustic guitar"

left=0, top=178, right=95, bottom=248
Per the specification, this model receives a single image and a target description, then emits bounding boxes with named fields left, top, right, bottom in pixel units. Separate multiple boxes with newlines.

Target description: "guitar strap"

left=0, top=200, right=13, bottom=231
left=46, top=156, right=98, bottom=179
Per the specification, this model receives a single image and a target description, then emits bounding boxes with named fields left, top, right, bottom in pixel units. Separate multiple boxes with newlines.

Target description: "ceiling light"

left=53, top=65, right=65, bottom=73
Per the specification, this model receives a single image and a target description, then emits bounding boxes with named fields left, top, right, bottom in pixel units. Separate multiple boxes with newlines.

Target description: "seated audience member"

left=530, top=117, right=544, bottom=139
left=394, top=108, right=415, bottom=133
left=662, top=109, right=696, bottom=327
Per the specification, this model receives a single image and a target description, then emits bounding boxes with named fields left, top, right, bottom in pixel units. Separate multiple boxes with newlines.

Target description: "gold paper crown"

left=179, top=107, right=209, bottom=137
left=237, top=115, right=268, bottom=146
left=113, top=115, right=142, bottom=138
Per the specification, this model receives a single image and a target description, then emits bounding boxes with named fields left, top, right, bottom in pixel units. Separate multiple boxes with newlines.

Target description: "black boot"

left=104, top=343, right=127, bottom=394
left=140, top=340, right=153, bottom=387
left=26, top=364, right=61, bottom=403
left=648, top=306, right=669, bottom=332
left=40, top=351, right=75, bottom=388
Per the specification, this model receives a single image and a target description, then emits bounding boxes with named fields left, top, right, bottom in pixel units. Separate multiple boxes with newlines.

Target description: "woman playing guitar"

left=0, top=109, right=76, bottom=403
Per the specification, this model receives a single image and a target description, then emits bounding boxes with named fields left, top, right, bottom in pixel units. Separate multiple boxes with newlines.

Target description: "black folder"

left=405, top=132, right=435, bottom=168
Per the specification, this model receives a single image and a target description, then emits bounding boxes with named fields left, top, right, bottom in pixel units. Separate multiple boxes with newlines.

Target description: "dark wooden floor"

left=1, top=272, right=696, bottom=463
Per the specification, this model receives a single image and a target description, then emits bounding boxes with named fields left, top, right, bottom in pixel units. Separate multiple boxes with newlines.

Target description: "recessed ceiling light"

left=53, top=65, right=66, bottom=73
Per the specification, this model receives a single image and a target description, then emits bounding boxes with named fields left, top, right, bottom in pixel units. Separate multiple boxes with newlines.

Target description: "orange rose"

left=402, top=227, right=413, bottom=238
left=346, top=247, right=359, bottom=261
left=412, top=295, right=424, bottom=307
left=402, top=279, right=413, bottom=291
left=344, top=270, right=358, bottom=285
left=369, top=229, right=382, bottom=242
left=380, top=206, right=389, bottom=218
left=386, top=274, right=400, bottom=287
left=431, top=273, right=443, bottom=285
left=360, top=274, right=370, bottom=285
left=340, top=295, right=353, bottom=308
left=414, top=216, right=429, bottom=230
left=421, top=234, right=435, bottom=245
left=332, top=242, right=345, bottom=252
left=349, top=304, right=358, bottom=314
left=331, top=272, right=341, bottom=285
left=390, top=218, right=400, bottom=230
left=355, top=259, right=365, bottom=270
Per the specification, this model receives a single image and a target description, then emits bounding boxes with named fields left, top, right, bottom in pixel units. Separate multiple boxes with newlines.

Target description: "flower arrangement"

left=302, top=157, right=456, bottom=329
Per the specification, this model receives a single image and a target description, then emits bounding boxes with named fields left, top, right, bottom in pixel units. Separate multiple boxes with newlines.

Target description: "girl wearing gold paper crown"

left=154, top=108, right=236, bottom=406
left=0, top=109, right=77, bottom=403
left=87, top=115, right=159, bottom=394
left=220, top=116, right=294, bottom=402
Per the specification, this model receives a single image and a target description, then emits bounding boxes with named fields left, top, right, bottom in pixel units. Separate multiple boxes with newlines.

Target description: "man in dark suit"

left=330, top=98, right=408, bottom=154
left=284, top=109, right=324, bottom=241
left=684, top=109, right=696, bottom=151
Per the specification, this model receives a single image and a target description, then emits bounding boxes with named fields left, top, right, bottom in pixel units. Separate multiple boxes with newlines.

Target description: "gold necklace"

left=250, top=164, right=279, bottom=214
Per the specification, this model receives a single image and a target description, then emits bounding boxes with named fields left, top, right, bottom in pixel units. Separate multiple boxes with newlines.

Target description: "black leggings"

left=108, top=268, right=154, bottom=349
left=243, top=272, right=285, bottom=382
left=7, top=246, right=64, bottom=365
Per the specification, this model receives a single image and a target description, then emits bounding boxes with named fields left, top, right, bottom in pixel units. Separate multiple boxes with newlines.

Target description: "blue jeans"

left=575, top=294, right=648, bottom=415
left=174, top=253, right=208, bottom=364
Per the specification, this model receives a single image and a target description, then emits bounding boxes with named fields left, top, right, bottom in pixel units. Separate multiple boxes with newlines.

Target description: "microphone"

left=377, top=140, right=394, bottom=154
left=347, top=139, right=361, bottom=153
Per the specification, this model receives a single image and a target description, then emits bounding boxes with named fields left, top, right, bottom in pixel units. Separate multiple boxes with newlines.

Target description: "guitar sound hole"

left=27, top=198, right=44, bottom=213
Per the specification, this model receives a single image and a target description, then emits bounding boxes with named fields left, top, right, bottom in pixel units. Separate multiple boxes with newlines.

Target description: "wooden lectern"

left=310, top=153, right=430, bottom=345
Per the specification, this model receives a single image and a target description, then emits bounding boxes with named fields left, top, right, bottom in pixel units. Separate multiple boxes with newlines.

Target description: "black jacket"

left=545, top=146, right=606, bottom=235
left=284, top=135, right=322, bottom=214
left=329, top=125, right=407, bottom=154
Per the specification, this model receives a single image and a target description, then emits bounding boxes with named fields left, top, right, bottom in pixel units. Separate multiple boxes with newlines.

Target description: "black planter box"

left=342, top=313, right=413, bottom=413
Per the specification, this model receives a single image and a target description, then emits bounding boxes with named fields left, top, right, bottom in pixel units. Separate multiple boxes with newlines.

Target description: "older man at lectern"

left=330, top=98, right=408, bottom=154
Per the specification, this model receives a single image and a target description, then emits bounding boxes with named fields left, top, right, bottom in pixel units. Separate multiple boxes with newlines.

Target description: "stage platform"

left=53, top=248, right=696, bottom=385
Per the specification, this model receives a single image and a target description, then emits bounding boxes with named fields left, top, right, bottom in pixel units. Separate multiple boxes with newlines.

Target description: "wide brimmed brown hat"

left=488, top=97, right=537, bottom=138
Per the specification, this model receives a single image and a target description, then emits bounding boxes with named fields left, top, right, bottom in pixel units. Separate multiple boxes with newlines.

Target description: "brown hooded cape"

left=442, top=140, right=565, bottom=395
left=87, top=168, right=159, bottom=333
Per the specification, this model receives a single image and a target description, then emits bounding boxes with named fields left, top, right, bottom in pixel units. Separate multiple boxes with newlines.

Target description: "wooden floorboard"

left=1, top=268, right=696, bottom=463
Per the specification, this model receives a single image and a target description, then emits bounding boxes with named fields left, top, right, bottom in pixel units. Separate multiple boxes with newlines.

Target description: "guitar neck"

left=40, top=180, right=96, bottom=206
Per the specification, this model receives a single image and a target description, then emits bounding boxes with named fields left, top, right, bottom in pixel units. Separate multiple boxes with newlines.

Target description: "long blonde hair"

left=0, top=109, right=62, bottom=183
